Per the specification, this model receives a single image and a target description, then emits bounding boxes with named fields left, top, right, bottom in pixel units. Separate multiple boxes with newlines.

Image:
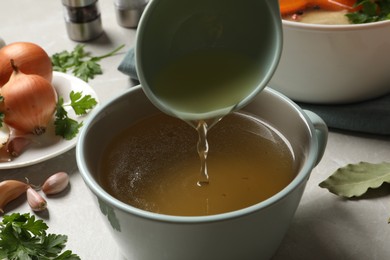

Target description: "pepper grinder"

left=62, top=0, right=103, bottom=42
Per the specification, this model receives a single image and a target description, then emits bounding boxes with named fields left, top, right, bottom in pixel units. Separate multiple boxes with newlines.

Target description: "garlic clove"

left=0, top=179, right=29, bottom=214
left=42, top=172, right=70, bottom=195
left=0, top=124, right=10, bottom=149
left=6, top=136, right=32, bottom=157
left=27, top=187, right=47, bottom=212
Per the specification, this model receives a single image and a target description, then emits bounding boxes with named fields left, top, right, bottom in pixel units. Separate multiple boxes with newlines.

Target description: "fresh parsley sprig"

left=0, top=213, right=80, bottom=260
left=347, top=0, right=390, bottom=23
left=51, top=44, right=125, bottom=82
left=67, top=91, right=97, bottom=115
left=55, top=91, right=97, bottom=140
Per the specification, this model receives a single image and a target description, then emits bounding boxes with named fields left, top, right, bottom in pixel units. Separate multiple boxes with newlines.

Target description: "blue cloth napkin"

left=118, top=48, right=390, bottom=135
left=298, top=96, right=390, bottom=135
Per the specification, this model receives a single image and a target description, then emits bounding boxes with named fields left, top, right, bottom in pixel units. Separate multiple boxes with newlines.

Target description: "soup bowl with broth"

left=76, top=86, right=328, bottom=260
left=269, top=3, right=390, bottom=104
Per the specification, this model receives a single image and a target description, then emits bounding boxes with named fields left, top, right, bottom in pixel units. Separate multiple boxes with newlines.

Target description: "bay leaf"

left=319, top=162, right=390, bottom=198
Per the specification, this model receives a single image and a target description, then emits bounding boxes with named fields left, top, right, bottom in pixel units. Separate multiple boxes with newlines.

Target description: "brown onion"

left=0, top=60, right=57, bottom=135
left=0, top=42, right=52, bottom=87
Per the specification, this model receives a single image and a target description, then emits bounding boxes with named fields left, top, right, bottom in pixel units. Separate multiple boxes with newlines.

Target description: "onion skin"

left=0, top=42, right=53, bottom=87
left=0, top=61, right=57, bottom=135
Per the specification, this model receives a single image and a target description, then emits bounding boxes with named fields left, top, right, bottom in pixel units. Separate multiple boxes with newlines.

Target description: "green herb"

left=346, top=0, right=390, bottom=24
left=319, top=162, right=390, bottom=198
left=55, top=91, right=97, bottom=140
left=54, top=98, right=82, bottom=141
left=319, top=161, right=390, bottom=223
left=0, top=212, right=80, bottom=260
left=51, top=44, right=125, bottom=82
left=68, top=91, right=97, bottom=116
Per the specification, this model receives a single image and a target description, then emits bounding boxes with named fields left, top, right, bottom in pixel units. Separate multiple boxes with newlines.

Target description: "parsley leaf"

left=51, top=44, right=125, bottom=82
left=54, top=91, right=97, bottom=140
left=346, top=0, right=390, bottom=23
left=0, top=213, right=80, bottom=260
left=54, top=97, right=83, bottom=141
left=69, top=91, right=98, bottom=115
left=51, top=44, right=89, bottom=73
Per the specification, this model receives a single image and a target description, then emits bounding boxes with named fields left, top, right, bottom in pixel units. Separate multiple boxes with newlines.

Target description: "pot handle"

left=304, top=110, right=328, bottom=166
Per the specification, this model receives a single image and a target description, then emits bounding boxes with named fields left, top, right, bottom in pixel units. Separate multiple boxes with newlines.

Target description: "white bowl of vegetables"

left=269, top=0, right=390, bottom=104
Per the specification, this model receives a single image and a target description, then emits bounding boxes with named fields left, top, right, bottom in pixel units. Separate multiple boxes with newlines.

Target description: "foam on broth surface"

left=99, top=112, right=297, bottom=216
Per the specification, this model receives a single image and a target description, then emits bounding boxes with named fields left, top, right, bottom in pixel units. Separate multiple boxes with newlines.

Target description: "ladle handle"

left=304, top=110, right=328, bottom=166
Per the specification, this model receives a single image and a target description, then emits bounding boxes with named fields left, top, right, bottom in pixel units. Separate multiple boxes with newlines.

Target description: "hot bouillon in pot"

left=99, top=112, right=297, bottom=216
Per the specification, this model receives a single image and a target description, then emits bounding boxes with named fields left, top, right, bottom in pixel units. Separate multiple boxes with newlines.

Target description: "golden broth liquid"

left=99, top=112, right=297, bottom=216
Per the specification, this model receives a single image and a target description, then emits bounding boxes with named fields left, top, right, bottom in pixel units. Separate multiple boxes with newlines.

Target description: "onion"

left=0, top=60, right=57, bottom=135
left=0, top=42, right=52, bottom=87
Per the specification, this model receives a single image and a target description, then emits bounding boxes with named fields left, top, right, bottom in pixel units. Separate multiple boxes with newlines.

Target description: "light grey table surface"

left=1, top=1, right=390, bottom=259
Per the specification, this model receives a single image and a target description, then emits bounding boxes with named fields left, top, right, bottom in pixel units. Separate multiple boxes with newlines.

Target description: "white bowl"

left=269, top=19, right=390, bottom=104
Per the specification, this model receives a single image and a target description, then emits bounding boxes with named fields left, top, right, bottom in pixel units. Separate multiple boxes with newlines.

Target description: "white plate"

left=0, top=72, right=99, bottom=169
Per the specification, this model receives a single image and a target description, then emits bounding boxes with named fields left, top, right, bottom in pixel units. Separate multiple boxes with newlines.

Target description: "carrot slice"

left=279, top=0, right=359, bottom=15
left=279, top=0, right=308, bottom=15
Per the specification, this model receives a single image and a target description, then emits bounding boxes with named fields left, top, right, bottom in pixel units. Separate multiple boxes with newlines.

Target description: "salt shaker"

left=62, top=0, right=103, bottom=42
left=114, top=0, right=148, bottom=28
